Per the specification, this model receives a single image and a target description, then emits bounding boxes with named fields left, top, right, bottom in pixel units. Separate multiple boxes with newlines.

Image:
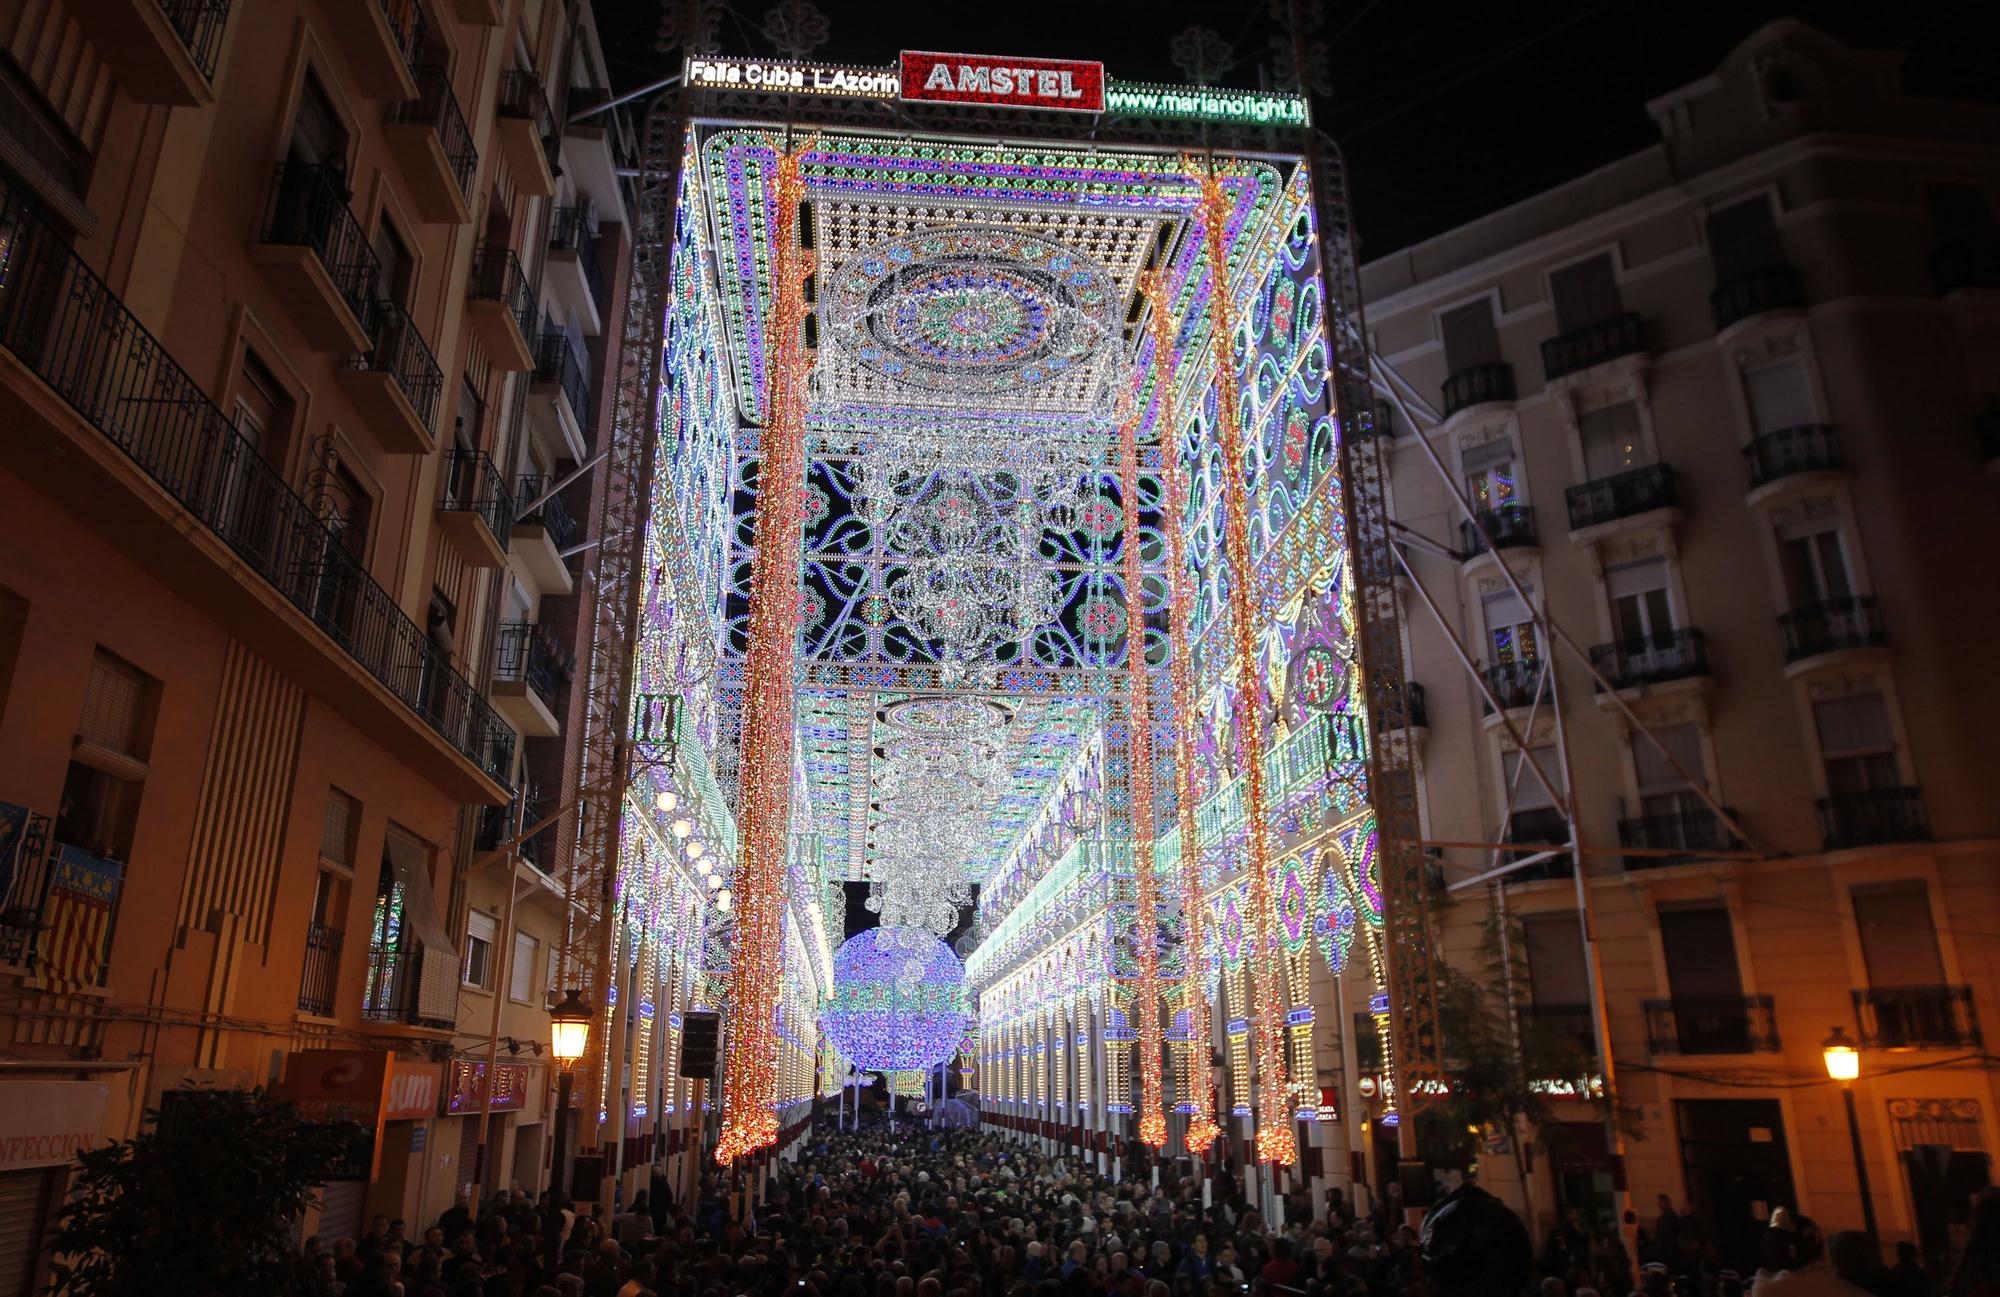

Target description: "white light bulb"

left=685, top=840, right=704, bottom=859
left=655, top=790, right=678, bottom=813
left=716, top=890, right=732, bottom=911
left=671, top=819, right=692, bottom=839
left=706, top=873, right=722, bottom=890
left=696, top=858, right=712, bottom=876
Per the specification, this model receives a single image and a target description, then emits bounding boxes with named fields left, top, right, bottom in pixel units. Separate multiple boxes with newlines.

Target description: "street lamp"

left=1821, top=1026, right=1878, bottom=1242
left=546, top=990, right=594, bottom=1268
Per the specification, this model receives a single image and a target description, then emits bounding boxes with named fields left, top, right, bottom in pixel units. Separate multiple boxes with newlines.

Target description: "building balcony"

left=436, top=448, right=513, bottom=568
left=477, top=783, right=555, bottom=872
left=1521, top=1002, right=1597, bottom=1062
left=0, top=811, right=126, bottom=989
left=528, top=330, right=591, bottom=460
left=546, top=204, right=607, bottom=336
left=496, top=69, right=559, bottom=198
left=1565, top=462, right=1678, bottom=536
left=1588, top=628, right=1710, bottom=691
left=252, top=162, right=378, bottom=353
left=337, top=298, right=442, bottom=455
left=1541, top=311, right=1646, bottom=383
left=491, top=621, right=571, bottom=738
left=1481, top=658, right=1544, bottom=712
left=1382, top=681, right=1427, bottom=733
left=466, top=247, right=537, bottom=371
left=0, top=177, right=513, bottom=798
left=1617, top=806, right=1741, bottom=870
left=1441, top=361, right=1516, bottom=419
left=1930, top=237, right=2000, bottom=296
left=450, top=0, right=504, bottom=25
left=1744, top=424, right=1842, bottom=491
left=1643, top=995, right=1780, bottom=1055
left=1854, top=985, right=1981, bottom=1051
left=1460, top=504, right=1538, bottom=558
left=1779, top=595, right=1885, bottom=664
left=386, top=66, right=477, bottom=225
left=511, top=473, right=578, bottom=596
left=298, top=921, right=342, bottom=1016
left=1710, top=263, right=1805, bottom=333
left=322, top=0, right=425, bottom=100
left=66, top=0, right=228, bottom=106
left=1503, top=807, right=1573, bottom=883
left=1816, top=786, right=1929, bottom=852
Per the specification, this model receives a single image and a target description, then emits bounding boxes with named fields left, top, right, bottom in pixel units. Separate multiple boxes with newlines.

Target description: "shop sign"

left=0, top=1080, right=108, bottom=1171
left=1316, top=1086, right=1339, bottom=1123
left=1103, top=83, right=1308, bottom=127
left=899, top=51, right=1104, bottom=113
left=444, top=1060, right=533, bottom=1115
left=384, top=1058, right=444, bottom=1122
left=684, top=56, right=898, bottom=98
left=272, top=1050, right=391, bottom=1181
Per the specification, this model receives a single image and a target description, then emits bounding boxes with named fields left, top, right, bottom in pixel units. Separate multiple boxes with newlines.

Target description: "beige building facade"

left=1357, top=20, right=2000, bottom=1267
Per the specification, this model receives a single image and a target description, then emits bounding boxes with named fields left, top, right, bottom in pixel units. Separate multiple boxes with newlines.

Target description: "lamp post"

left=1822, top=1026, right=1879, bottom=1243
left=546, top=989, right=594, bottom=1269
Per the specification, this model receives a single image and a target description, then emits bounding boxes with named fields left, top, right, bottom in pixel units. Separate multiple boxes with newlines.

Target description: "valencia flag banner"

left=41, top=846, right=122, bottom=993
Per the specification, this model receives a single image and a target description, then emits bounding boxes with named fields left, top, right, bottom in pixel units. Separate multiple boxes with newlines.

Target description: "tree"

left=47, top=1088, right=365, bottom=1297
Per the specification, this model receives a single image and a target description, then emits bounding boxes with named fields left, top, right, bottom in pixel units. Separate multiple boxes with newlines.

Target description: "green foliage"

left=47, top=1088, right=364, bottom=1297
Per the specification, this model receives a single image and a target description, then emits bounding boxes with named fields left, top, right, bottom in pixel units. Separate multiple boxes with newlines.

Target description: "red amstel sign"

left=899, top=51, right=1104, bottom=113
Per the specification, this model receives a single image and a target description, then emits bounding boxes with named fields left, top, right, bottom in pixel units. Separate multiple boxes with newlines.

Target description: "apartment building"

left=1353, top=20, right=2000, bottom=1267
left=0, top=0, right=629, bottom=1273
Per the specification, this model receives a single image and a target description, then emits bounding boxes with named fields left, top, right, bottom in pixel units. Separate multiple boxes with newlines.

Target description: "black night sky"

left=591, top=0, right=1995, bottom=258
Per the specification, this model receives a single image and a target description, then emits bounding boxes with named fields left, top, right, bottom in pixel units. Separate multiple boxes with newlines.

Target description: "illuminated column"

left=1141, top=270, right=1220, bottom=1157
left=717, top=140, right=813, bottom=1164
left=1193, top=161, right=1295, bottom=1166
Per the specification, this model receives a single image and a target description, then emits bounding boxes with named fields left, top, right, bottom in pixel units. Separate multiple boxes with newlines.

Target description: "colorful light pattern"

left=820, top=927, right=970, bottom=1072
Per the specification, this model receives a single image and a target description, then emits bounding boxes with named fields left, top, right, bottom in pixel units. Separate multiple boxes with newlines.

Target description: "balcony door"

left=1482, top=586, right=1539, bottom=666
left=1440, top=299, right=1500, bottom=374
left=1579, top=400, right=1647, bottom=481
left=1551, top=254, right=1620, bottom=336
left=1659, top=904, right=1750, bottom=1053
left=1462, top=435, right=1521, bottom=516
left=1607, top=558, right=1675, bottom=652
left=1744, top=357, right=1815, bottom=437
left=1854, top=882, right=1953, bottom=1049
left=1814, top=693, right=1899, bottom=795
left=1779, top=523, right=1852, bottom=607
left=1707, top=195, right=1782, bottom=283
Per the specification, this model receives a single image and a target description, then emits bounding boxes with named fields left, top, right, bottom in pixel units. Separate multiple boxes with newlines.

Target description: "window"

left=464, top=909, right=497, bottom=990
left=1463, top=437, right=1521, bottom=513
left=510, top=931, right=538, bottom=1003
left=1853, top=883, right=1944, bottom=988
left=363, top=865, right=407, bottom=1016
left=1578, top=401, right=1647, bottom=480
left=1659, top=905, right=1743, bottom=1001
left=1607, top=558, right=1674, bottom=648
left=1440, top=299, right=1501, bottom=373
left=1550, top=254, right=1620, bottom=335
left=0, top=586, right=25, bottom=725
left=320, top=789, right=357, bottom=871
left=1814, top=693, right=1899, bottom=795
left=373, top=216, right=415, bottom=307
left=456, top=377, right=486, bottom=451
left=1744, top=358, right=1815, bottom=436
left=1779, top=525, right=1853, bottom=606
left=1501, top=748, right=1562, bottom=812
left=1707, top=195, right=1782, bottom=282
left=1483, top=588, right=1539, bottom=664
left=58, top=650, right=156, bottom=861
left=1634, top=723, right=1707, bottom=820
left=1522, top=913, right=1587, bottom=1006
left=288, top=70, right=348, bottom=168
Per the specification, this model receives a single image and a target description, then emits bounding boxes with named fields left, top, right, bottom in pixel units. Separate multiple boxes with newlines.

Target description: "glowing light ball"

left=820, top=927, right=969, bottom=1073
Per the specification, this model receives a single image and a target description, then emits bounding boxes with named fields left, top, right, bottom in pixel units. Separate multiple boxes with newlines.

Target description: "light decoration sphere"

left=820, top=927, right=969, bottom=1073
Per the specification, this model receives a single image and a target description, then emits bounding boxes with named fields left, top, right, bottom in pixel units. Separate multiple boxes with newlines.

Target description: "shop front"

left=440, top=1057, right=543, bottom=1206
left=0, top=1079, right=108, bottom=1294
left=274, top=1049, right=443, bottom=1242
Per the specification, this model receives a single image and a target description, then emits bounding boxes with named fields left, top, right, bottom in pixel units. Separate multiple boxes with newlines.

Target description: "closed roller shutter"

left=315, top=1179, right=367, bottom=1246
left=0, top=1169, right=56, bottom=1297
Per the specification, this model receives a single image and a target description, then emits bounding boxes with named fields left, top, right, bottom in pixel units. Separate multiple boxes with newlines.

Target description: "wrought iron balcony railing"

left=0, top=811, right=126, bottom=987
left=1541, top=311, right=1646, bottom=381
left=1817, top=786, right=1929, bottom=851
left=498, top=68, right=560, bottom=168
left=1481, top=658, right=1544, bottom=711
left=1566, top=462, right=1677, bottom=531
left=389, top=66, right=479, bottom=203
left=533, top=330, right=591, bottom=429
left=1644, top=995, right=1780, bottom=1055
left=0, top=176, right=514, bottom=785
left=514, top=473, right=579, bottom=553
left=439, top=448, right=514, bottom=547
left=1779, top=595, right=1885, bottom=662
left=1710, top=263, right=1805, bottom=332
left=1744, top=423, right=1842, bottom=489
left=1460, top=504, right=1538, bottom=556
left=1382, top=681, right=1427, bottom=731
left=469, top=246, right=537, bottom=343
left=261, top=161, right=380, bottom=323
left=1503, top=808, right=1574, bottom=882
left=1588, top=627, right=1709, bottom=690
left=1617, top=806, right=1741, bottom=870
left=298, top=920, right=342, bottom=1015
left=157, top=0, right=233, bottom=79
left=1441, top=361, right=1516, bottom=418
left=346, top=297, right=443, bottom=431
left=551, top=204, right=610, bottom=308
left=1854, top=985, right=1980, bottom=1050
left=374, top=0, right=428, bottom=83
left=493, top=620, right=573, bottom=705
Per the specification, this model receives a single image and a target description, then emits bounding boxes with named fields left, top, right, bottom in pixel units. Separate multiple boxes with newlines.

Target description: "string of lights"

left=1119, top=395, right=1167, bottom=1149
left=1195, top=157, right=1295, bottom=1167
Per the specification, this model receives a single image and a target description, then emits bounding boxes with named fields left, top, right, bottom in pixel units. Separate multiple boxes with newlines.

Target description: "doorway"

left=1675, top=1099, right=1796, bottom=1274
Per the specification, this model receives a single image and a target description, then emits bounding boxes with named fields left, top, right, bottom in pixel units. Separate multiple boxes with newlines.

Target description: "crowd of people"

left=291, top=1114, right=2000, bottom=1297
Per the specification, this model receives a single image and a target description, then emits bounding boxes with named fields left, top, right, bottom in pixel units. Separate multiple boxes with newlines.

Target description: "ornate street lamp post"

left=1821, top=1026, right=1879, bottom=1243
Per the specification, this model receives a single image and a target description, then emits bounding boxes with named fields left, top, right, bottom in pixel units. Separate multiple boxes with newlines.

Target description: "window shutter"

left=320, top=791, right=356, bottom=869
left=1481, top=589, right=1531, bottom=637
left=1522, top=913, right=1587, bottom=1006
left=1550, top=254, right=1620, bottom=335
left=79, top=653, right=144, bottom=754
left=1814, top=694, right=1892, bottom=758
left=467, top=909, right=497, bottom=945
left=1707, top=196, right=1781, bottom=280
left=383, top=826, right=456, bottom=955
left=1578, top=401, right=1645, bottom=479
left=1440, top=300, right=1500, bottom=372
left=417, top=944, right=458, bottom=1021
left=511, top=932, right=537, bottom=1002
left=1745, top=359, right=1814, bottom=434
left=1634, top=723, right=1706, bottom=793
left=1502, top=749, right=1561, bottom=810
left=1605, top=558, right=1669, bottom=600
